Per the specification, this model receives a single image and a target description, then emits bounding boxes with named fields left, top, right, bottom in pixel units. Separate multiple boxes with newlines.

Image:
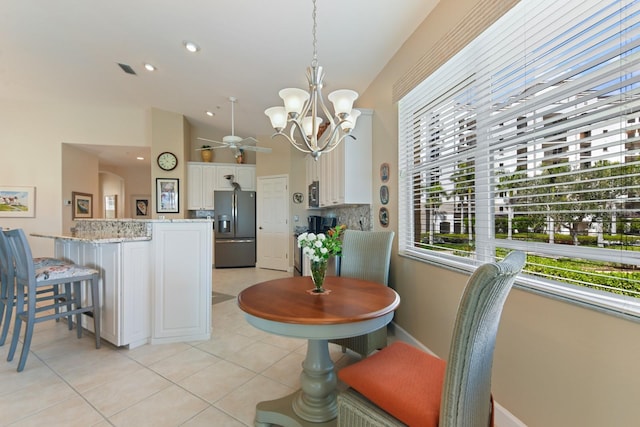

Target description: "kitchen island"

left=33, top=219, right=212, bottom=349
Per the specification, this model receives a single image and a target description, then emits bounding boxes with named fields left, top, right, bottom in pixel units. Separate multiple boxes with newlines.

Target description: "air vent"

left=117, top=63, right=137, bottom=75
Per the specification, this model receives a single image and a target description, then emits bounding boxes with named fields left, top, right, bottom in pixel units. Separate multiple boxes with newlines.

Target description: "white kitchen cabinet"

left=188, top=163, right=256, bottom=206
left=187, top=163, right=216, bottom=210
left=151, top=221, right=212, bottom=344
left=121, top=242, right=152, bottom=345
left=54, top=240, right=151, bottom=348
left=215, top=164, right=256, bottom=191
left=316, top=109, right=373, bottom=207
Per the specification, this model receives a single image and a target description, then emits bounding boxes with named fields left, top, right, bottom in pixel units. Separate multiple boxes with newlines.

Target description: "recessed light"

left=184, top=41, right=200, bottom=53
left=206, top=111, right=215, bottom=117
left=144, top=63, right=156, bottom=71
left=136, top=156, right=145, bottom=160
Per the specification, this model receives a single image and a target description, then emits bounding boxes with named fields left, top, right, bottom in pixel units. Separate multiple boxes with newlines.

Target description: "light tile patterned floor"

left=0, top=268, right=361, bottom=426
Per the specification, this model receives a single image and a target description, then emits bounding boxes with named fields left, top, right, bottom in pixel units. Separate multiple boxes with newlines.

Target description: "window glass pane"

left=399, top=0, right=640, bottom=314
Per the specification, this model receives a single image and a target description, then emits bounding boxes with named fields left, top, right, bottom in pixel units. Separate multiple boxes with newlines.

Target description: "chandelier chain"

left=311, top=0, right=318, bottom=67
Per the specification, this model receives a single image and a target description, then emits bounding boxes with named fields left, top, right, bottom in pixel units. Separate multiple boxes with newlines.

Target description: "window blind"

left=399, top=0, right=640, bottom=315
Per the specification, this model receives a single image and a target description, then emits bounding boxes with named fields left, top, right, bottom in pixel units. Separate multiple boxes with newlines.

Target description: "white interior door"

left=257, top=175, right=289, bottom=271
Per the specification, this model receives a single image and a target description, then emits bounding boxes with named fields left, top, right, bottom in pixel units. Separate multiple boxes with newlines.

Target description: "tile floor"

left=0, top=267, right=362, bottom=427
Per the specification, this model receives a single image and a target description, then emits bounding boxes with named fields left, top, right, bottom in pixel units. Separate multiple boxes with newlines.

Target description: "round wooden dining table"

left=238, top=275, right=400, bottom=427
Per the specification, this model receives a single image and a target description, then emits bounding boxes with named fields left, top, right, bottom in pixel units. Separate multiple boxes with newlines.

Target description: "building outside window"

left=398, top=0, right=640, bottom=317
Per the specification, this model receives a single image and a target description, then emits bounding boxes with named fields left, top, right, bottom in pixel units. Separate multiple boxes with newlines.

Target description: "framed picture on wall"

left=379, top=207, right=389, bottom=227
left=72, top=191, right=93, bottom=219
left=131, top=194, right=151, bottom=218
left=0, top=186, right=36, bottom=218
left=380, top=163, right=390, bottom=183
left=380, top=185, right=389, bottom=205
left=156, top=178, right=179, bottom=213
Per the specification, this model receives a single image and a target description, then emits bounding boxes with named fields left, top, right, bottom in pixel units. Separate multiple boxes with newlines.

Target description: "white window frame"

left=398, top=0, right=640, bottom=320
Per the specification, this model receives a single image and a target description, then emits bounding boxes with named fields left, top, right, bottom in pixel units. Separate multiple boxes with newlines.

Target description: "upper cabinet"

left=188, top=163, right=256, bottom=210
left=215, top=164, right=256, bottom=191
left=187, top=163, right=216, bottom=210
left=307, top=109, right=373, bottom=207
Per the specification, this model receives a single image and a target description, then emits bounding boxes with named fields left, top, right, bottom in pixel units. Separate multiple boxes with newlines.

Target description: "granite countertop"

left=32, top=218, right=212, bottom=244
left=31, top=233, right=152, bottom=244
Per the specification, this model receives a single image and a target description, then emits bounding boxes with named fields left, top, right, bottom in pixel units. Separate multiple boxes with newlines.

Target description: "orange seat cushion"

left=338, top=341, right=446, bottom=427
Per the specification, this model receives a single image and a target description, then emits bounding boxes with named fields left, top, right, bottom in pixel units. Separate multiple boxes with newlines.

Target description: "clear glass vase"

left=310, top=260, right=328, bottom=293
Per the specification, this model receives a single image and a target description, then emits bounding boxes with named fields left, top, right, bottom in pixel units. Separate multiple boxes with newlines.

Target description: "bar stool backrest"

left=4, top=229, right=36, bottom=287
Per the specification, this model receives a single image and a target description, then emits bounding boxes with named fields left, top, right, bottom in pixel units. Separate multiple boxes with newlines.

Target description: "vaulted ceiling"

left=1, top=1, right=439, bottom=162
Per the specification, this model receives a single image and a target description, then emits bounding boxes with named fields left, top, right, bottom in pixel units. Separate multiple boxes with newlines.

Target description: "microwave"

left=309, top=181, right=319, bottom=208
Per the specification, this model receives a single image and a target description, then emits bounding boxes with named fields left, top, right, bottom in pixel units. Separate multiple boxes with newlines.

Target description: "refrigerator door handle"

left=232, top=190, right=237, bottom=236
left=216, top=239, right=255, bottom=244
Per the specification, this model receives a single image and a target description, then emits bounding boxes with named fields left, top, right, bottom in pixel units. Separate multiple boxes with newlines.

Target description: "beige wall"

left=0, top=100, right=146, bottom=257
left=61, top=144, right=100, bottom=234
left=362, top=0, right=640, bottom=426
left=150, top=108, right=187, bottom=219
left=99, top=163, right=152, bottom=218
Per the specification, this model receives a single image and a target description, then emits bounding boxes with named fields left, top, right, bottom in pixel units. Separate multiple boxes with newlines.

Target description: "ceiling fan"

left=197, top=97, right=272, bottom=155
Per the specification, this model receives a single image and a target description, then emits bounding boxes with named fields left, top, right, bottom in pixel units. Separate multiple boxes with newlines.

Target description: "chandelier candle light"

left=297, top=225, right=345, bottom=293
left=264, top=0, right=361, bottom=161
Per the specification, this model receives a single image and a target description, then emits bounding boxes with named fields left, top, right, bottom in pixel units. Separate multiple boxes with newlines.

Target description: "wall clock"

left=157, top=152, right=178, bottom=171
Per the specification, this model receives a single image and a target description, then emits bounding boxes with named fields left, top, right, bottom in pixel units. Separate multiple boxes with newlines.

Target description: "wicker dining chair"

left=330, top=229, right=394, bottom=358
left=337, top=251, right=526, bottom=427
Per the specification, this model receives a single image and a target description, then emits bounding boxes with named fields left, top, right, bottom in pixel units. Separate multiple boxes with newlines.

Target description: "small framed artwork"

left=380, top=185, right=389, bottom=205
left=72, top=191, right=93, bottom=219
left=292, top=192, right=304, bottom=204
left=380, top=163, right=390, bottom=183
left=379, top=207, right=389, bottom=227
left=156, top=178, right=179, bottom=213
left=131, top=194, right=151, bottom=218
left=0, top=186, right=36, bottom=218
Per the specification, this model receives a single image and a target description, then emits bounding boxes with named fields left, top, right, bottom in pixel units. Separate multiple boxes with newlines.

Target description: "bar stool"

left=4, top=229, right=101, bottom=372
left=0, top=231, right=72, bottom=346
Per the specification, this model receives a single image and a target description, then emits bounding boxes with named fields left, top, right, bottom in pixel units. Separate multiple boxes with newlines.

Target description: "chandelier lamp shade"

left=264, top=0, right=360, bottom=160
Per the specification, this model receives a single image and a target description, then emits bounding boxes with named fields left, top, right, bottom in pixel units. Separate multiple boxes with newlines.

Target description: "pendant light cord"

left=311, top=0, right=318, bottom=68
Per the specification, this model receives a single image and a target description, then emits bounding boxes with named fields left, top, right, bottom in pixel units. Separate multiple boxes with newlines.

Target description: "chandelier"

left=264, top=0, right=361, bottom=161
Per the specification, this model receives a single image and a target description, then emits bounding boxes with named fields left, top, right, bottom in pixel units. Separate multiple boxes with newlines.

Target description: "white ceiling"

left=1, top=0, right=439, bottom=165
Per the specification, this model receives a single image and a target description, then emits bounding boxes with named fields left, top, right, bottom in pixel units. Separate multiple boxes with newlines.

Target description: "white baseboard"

left=494, top=401, right=528, bottom=427
left=389, top=323, right=527, bottom=427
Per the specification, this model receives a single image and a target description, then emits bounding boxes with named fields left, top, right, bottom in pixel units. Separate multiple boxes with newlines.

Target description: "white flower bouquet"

left=297, top=225, right=345, bottom=262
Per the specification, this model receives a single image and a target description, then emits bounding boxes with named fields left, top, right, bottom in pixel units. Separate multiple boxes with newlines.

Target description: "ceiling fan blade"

left=241, top=145, right=273, bottom=153
left=239, top=137, right=258, bottom=145
left=196, top=136, right=225, bottom=148
left=200, top=98, right=261, bottom=152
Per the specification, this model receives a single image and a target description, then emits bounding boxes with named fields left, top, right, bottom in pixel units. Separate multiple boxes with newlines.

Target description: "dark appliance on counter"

left=294, top=230, right=304, bottom=276
left=321, top=216, right=337, bottom=233
left=308, top=215, right=323, bottom=234
left=308, top=181, right=319, bottom=208
left=214, top=190, right=256, bottom=268
left=307, top=215, right=338, bottom=235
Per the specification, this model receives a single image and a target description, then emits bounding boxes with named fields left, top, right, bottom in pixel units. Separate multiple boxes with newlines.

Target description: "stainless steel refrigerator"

left=214, top=190, right=256, bottom=268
